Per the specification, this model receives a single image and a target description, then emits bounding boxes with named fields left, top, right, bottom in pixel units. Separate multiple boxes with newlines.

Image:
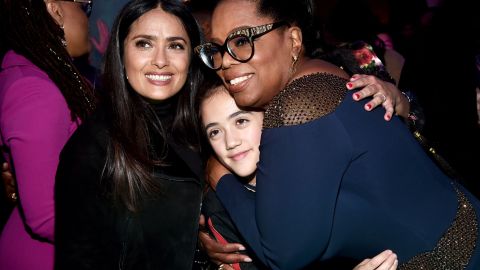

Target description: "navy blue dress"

left=216, top=73, right=480, bottom=270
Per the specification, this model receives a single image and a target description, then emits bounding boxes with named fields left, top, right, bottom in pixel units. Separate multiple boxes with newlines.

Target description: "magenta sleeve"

left=1, top=76, right=77, bottom=242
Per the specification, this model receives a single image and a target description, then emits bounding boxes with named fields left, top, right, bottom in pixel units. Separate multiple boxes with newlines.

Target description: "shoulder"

left=263, top=70, right=349, bottom=129
left=294, top=58, right=350, bottom=80
left=61, top=109, right=109, bottom=159
left=0, top=58, right=64, bottom=109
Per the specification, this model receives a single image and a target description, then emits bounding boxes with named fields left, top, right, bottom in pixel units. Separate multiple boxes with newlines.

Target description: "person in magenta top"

left=0, top=0, right=95, bottom=269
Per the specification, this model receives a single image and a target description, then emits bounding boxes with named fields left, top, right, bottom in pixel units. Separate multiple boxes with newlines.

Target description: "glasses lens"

left=199, top=44, right=222, bottom=70
left=227, top=35, right=252, bottom=62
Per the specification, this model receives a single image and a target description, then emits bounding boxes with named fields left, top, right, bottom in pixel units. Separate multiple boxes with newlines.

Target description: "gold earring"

left=290, top=55, right=299, bottom=76
left=292, top=55, right=298, bottom=66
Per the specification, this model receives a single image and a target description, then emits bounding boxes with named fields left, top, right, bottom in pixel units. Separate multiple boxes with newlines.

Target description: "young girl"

left=198, top=0, right=480, bottom=269
left=198, top=82, right=398, bottom=270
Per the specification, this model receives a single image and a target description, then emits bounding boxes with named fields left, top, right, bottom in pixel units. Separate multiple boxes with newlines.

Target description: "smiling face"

left=123, top=7, right=191, bottom=102
left=201, top=86, right=263, bottom=177
left=210, top=0, right=293, bottom=109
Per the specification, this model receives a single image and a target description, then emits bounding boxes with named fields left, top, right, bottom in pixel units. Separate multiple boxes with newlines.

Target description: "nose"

left=221, top=49, right=238, bottom=70
left=225, top=129, right=241, bottom=150
left=152, top=47, right=167, bottom=68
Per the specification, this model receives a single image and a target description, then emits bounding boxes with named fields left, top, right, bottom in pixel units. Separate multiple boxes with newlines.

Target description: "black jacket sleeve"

left=54, top=120, right=118, bottom=270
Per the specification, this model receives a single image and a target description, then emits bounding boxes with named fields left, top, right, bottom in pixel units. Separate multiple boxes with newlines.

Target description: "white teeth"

left=145, top=74, right=172, bottom=81
left=230, top=74, right=252, bottom=85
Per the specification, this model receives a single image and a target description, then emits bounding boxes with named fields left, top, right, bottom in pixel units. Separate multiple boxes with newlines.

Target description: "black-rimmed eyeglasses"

left=195, top=21, right=289, bottom=70
left=60, top=0, right=93, bottom=17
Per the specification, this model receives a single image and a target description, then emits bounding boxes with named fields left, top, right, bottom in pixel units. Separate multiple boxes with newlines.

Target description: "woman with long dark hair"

left=0, top=0, right=95, bottom=269
left=54, top=0, right=206, bottom=268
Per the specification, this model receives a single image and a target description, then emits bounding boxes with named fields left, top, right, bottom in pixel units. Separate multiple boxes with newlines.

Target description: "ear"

left=288, top=26, right=303, bottom=59
left=45, top=0, right=64, bottom=27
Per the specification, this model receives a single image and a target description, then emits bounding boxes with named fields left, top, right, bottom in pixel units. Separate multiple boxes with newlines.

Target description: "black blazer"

left=54, top=111, right=204, bottom=270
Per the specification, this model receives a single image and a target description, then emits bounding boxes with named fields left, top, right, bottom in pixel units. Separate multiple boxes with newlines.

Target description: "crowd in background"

left=0, top=0, right=479, bottom=269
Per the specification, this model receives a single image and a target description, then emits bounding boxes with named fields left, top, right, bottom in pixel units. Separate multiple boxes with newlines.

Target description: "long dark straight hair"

left=102, top=0, right=204, bottom=212
left=2, top=0, right=96, bottom=121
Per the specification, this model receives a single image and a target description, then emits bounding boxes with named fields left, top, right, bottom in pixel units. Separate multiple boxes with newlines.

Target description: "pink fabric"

left=0, top=50, right=79, bottom=270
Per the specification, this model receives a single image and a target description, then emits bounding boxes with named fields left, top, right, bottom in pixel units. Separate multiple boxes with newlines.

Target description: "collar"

left=1, top=50, right=36, bottom=69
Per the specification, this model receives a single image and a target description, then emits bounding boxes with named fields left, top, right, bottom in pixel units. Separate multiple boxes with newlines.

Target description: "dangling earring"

left=292, top=55, right=299, bottom=67
left=60, top=25, right=67, bottom=47
left=290, top=54, right=299, bottom=77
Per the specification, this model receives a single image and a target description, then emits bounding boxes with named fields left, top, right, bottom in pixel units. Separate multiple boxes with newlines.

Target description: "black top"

left=54, top=105, right=204, bottom=270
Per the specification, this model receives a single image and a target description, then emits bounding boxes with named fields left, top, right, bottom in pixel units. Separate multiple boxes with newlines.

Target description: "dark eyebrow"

left=131, top=34, right=156, bottom=41
left=204, top=110, right=252, bottom=131
left=130, top=35, right=187, bottom=43
left=228, top=110, right=252, bottom=119
left=166, top=36, right=188, bottom=43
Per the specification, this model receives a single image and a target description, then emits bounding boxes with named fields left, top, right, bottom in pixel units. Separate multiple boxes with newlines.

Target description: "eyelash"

left=236, top=118, right=249, bottom=126
left=208, top=129, right=220, bottom=139
left=134, top=40, right=185, bottom=51
left=135, top=39, right=152, bottom=49
left=207, top=118, right=250, bottom=139
left=169, top=42, right=185, bottom=50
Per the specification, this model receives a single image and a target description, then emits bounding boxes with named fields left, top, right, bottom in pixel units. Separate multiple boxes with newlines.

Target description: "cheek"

left=124, top=49, right=144, bottom=75
left=211, top=141, right=226, bottom=160
left=174, top=55, right=190, bottom=75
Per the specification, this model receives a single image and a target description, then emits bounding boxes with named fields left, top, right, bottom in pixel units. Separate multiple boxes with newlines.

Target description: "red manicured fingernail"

left=366, top=104, right=372, bottom=110
left=386, top=114, right=391, bottom=120
left=346, top=83, right=353, bottom=89
left=354, top=93, right=360, bottom=100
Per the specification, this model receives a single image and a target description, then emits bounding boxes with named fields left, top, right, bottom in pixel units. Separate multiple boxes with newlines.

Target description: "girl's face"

left=123, top=7, right=191, bottom=102
left=209, top=0, right=293, bottom=109
left=201, top=87, right=263, bottom=177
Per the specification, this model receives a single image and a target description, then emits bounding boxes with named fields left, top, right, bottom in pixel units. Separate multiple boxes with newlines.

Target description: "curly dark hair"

left=2, top=0, right=96, bottom=121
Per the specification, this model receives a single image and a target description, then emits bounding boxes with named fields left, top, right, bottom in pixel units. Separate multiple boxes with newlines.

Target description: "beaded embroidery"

left=263, top=73, right=347, bottom=129
left=263, top=73, right=478, bottom=268
left=399, top=187, right=477, bottom=270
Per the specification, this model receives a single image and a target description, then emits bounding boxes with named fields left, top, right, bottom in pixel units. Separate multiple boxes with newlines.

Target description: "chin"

left=233, top=92, right=257, bottom=108
left=235, top=167, right=256, bottom=178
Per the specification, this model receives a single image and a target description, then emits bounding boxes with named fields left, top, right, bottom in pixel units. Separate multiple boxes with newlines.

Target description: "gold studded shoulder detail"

left=263, top=73, right=348, bottom=129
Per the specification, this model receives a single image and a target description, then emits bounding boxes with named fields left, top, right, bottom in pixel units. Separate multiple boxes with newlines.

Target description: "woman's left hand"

left=347, top=74, right=410, bottom=121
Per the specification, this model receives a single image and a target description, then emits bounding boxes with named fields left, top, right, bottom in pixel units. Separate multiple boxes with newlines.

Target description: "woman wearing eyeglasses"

left=0, top=0, right=95, bottom=269
left=199, top=0, right=480, bottom=269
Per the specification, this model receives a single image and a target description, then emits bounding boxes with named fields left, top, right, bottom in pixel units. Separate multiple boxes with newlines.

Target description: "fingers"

left=348, top=74, right=396, bottom=121
left=198, top=230, right=251, bottom=264
left=353, top=250, right=398, bottom=270
left=2, top=162, right=17, bottom=204
left=218, top=263, right=234, bottom=270
left=199, top=214, right=206, bottom=230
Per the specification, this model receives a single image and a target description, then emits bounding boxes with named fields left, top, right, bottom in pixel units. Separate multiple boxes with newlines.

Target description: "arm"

left=0, top=76, right=74, bottom=241
left=217, top=116, right=352, bottom=269
left=54, top=124, right=115, bottom=269
left=198, top=215, right=253, bottom=266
